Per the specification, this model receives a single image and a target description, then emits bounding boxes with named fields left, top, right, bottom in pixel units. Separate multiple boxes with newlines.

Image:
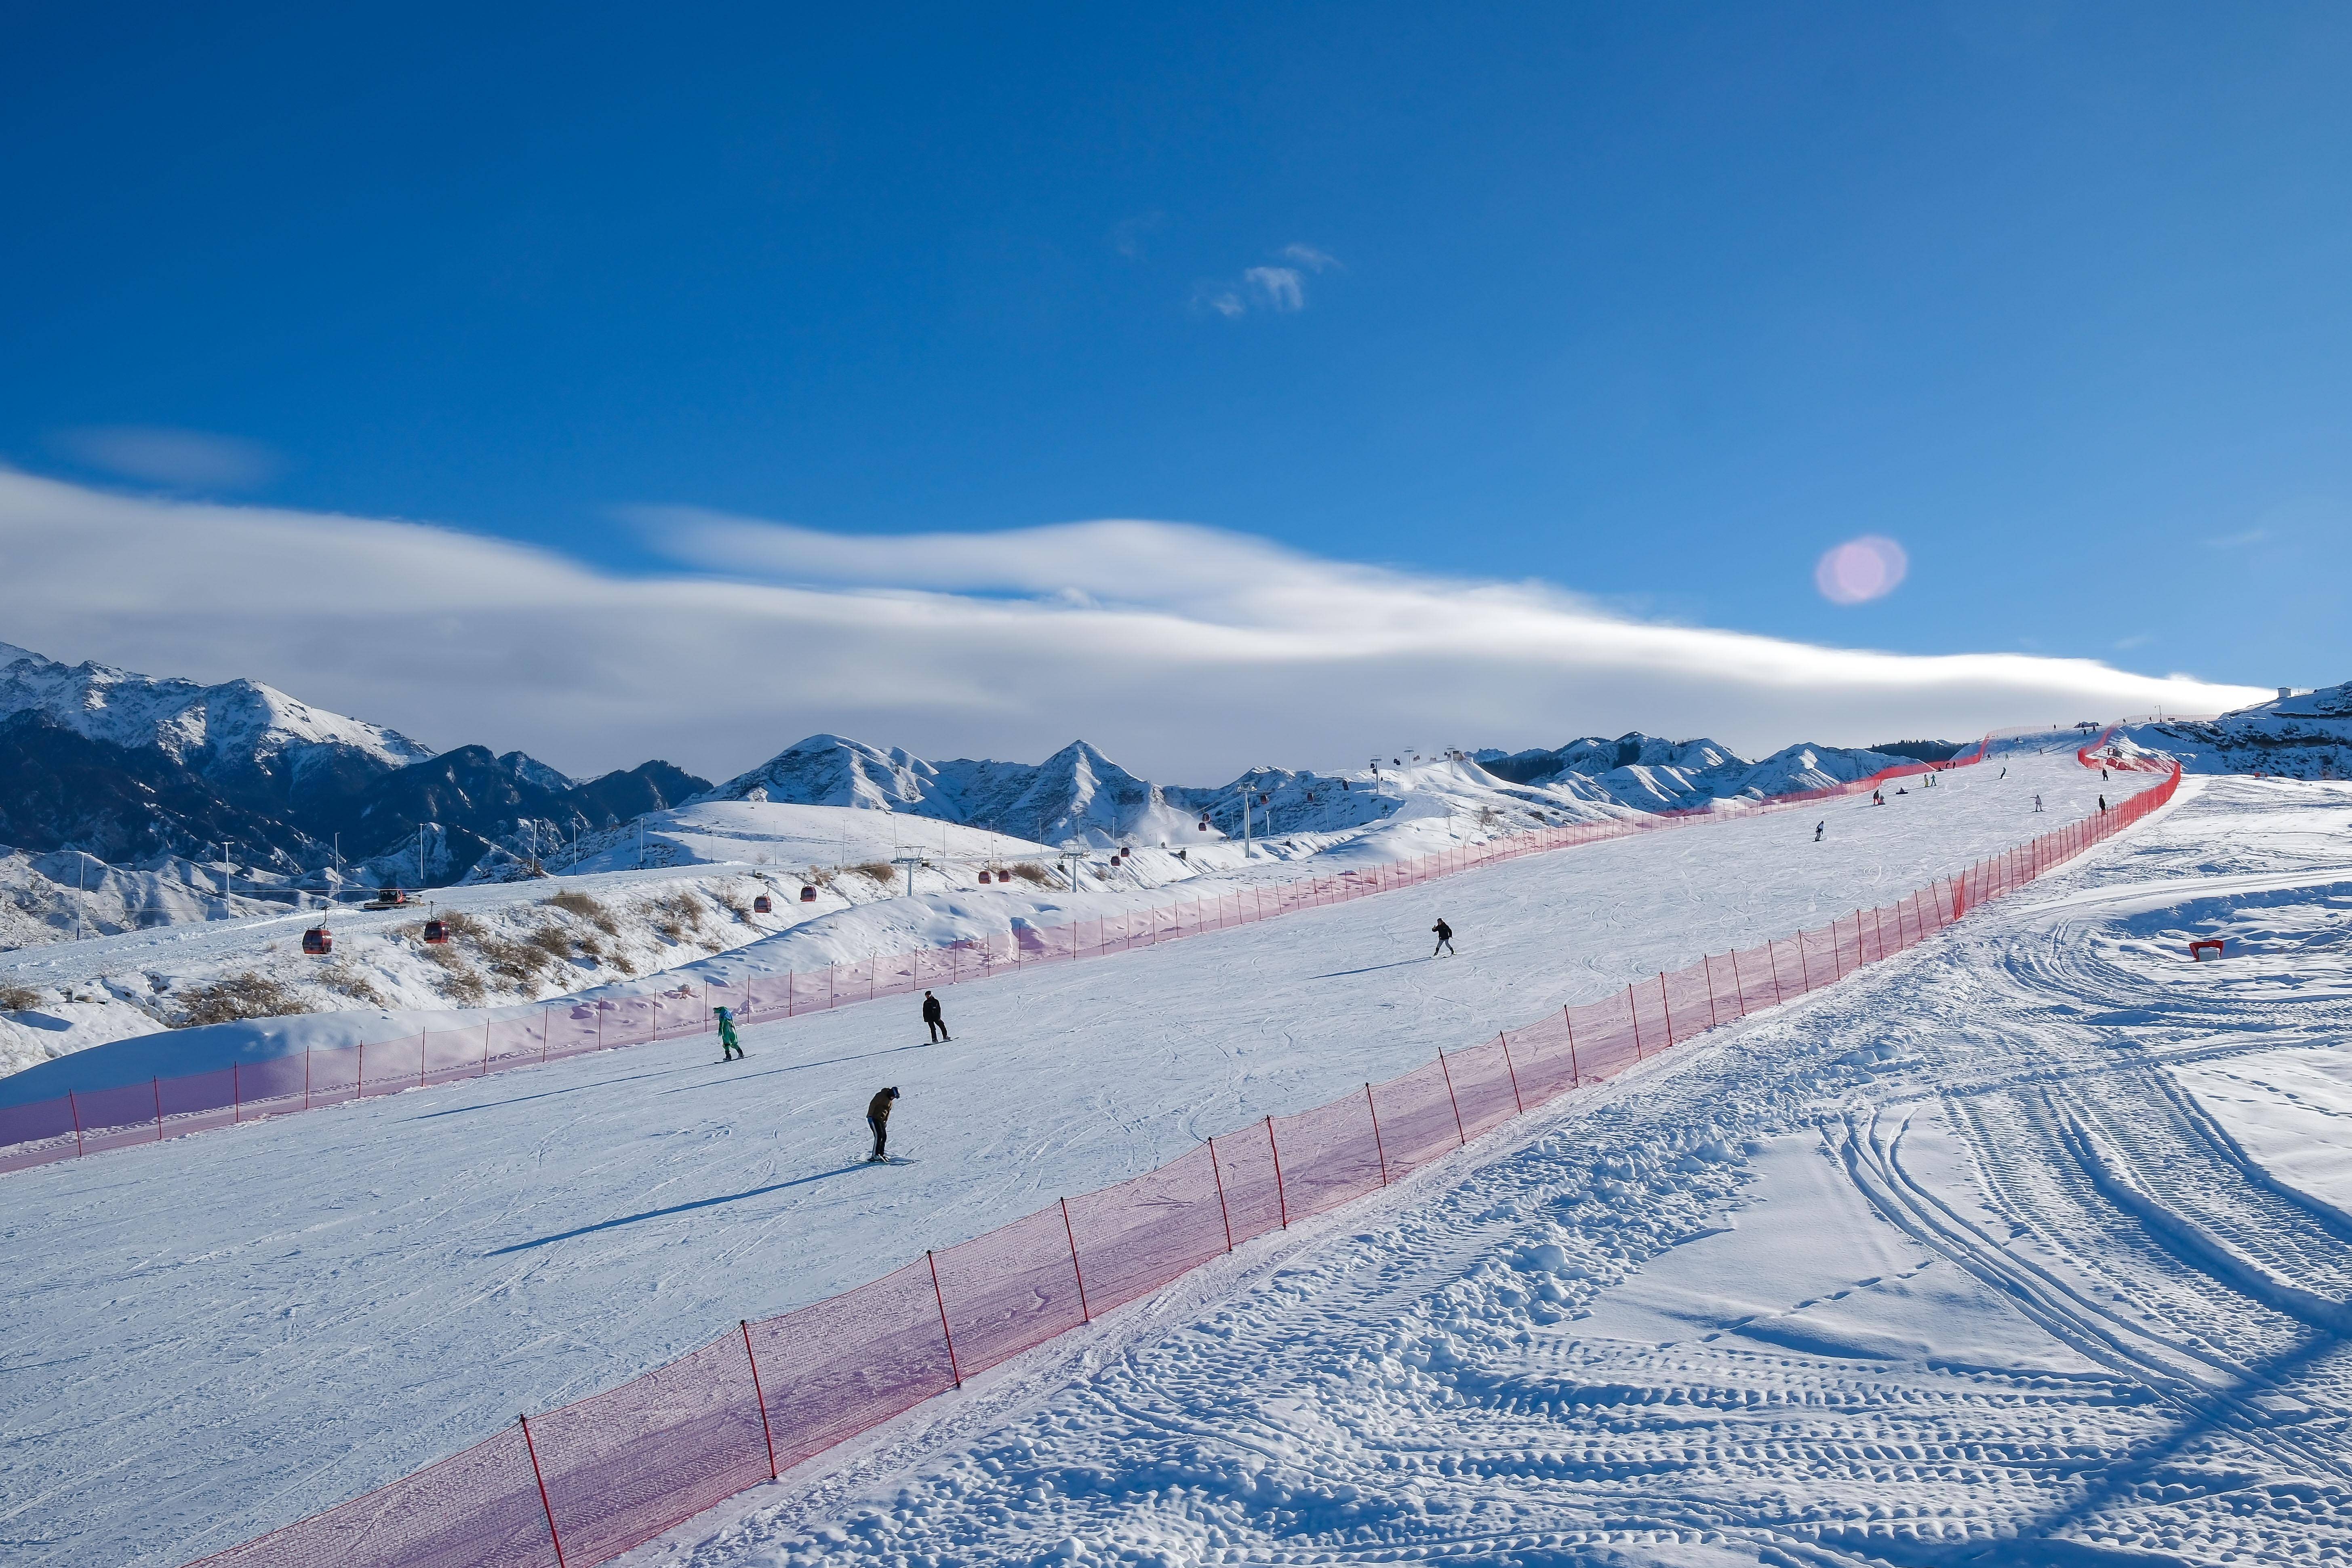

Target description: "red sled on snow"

left=2189, top=939, right=2225, bottom=961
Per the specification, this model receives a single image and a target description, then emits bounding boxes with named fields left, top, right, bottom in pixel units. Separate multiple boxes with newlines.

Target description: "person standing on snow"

left=921, top=990, right=950, bottom=1044
left=866, top=1086, right=901, bottom=1162
left=2099, top=795, right=2108, bottom=813
left=1815, top=821, right=1826, bottom=842
left=2034, top=793, right=2045, bottom=812
left=1431, top=918, right=1455, bottom=957
left=715, top=1006, right=743, bottom=1062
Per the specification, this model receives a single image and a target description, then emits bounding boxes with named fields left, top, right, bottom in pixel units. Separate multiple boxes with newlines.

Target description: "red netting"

left=930, top=1206, right=1087, bottom=1376
left=188, top=1421, right=558, bottom=1568
left=527, top=1331, right=771, bottom=1566
left=746, top=1257, right=958, bottom=1471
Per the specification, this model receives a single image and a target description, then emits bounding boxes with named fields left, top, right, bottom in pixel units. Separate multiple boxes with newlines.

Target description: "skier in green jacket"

left=715, top=1005, right=743, bottom=1062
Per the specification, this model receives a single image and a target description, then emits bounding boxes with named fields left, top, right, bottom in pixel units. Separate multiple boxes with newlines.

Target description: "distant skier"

left=2101, top=767, right=2110, bottom=781
left=2099, top=795, right=2108, bottom=814
left=921, top=990, right=950, bottom=1044
left=715, top=1006, right=743, bottom=1062
left=2034, top=794, right=2045, bottom=812
left=1815, top=821, right=1826, bottom=842
left=866, top=1086, right=901, bottom=1162
left=1998, top=766, right=2007, bottom=779
left=1431, top=917, right=1455, bottom=957
left=1872, top=789, right=1883, bottom=806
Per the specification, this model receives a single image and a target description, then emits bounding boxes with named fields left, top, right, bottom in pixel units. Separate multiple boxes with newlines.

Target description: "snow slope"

left=621, top=769, right=2352, bottom=1568
left=2120, top=678, right=2352, bottom=779
left=0, top=753, right=2122, bottom=1567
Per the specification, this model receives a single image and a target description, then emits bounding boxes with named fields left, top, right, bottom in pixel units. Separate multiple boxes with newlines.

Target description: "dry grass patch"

left=0, top=983, right=44, bottom=1013
left=1006, top=862, right=1053, bottom=887
left=179, top=971, right=307, bottom=1027
left=545, top=890, right=619, bottom=935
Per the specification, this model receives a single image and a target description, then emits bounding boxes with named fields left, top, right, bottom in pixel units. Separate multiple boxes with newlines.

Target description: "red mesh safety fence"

left=155, top=756, right=2179, bottom=1568
left=15, top=733, right=2016, bottom=1181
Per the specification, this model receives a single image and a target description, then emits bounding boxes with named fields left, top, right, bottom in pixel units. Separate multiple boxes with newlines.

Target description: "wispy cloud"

left=1108, top=210, right=1164, bottom=260
left=2205, top=527, right=2271, bottom=549
left=2112, top=633, right=2155, bottom=651
left=1196, top=244, right=1337, bottom=319
left=1243, top=266, right=1305, bottom=311
left=49, top=426, right=281, bottom=490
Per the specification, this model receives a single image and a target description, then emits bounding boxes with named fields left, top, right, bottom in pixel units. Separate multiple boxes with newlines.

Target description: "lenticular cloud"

left=1814, top=535, right=1909, bottom=605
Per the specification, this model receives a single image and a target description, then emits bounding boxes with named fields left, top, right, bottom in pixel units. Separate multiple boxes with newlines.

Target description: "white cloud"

left=50, top=426, right=280, bottom=490
left=1244, top=266, right=1305, bottom=311
left=0, top=469, right=2271, bottom=783
left=1198, top=245, right=1336, bottom=318
left=2205, top=527, right=2271, bottom=549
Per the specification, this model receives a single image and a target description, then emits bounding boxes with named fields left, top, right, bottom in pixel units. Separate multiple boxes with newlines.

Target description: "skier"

left=1999, top=766, right=2007, bottom=779
left=2101, top=767, right=2110, bottom=781
left=1872, top=789, right=1883, bottom=806
left=1431, top=917, right=1456, bottom=957
left=866, top=1086, right=901, bottom=1162
left=1815, top=821, right=1825, bottom=842
left=2034, top=793, right=2044, bottom=812
left=2099, top=795, right=2108, bottom=814
left=715, top=1005, right=743, bottom=1062
left=921, top=989, right=950, bottom=1044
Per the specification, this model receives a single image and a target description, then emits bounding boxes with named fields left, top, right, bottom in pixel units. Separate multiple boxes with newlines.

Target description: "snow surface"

left=0, top=753, right=2142, bottom=1566
left=608, top=771, right=2352, bottom=1568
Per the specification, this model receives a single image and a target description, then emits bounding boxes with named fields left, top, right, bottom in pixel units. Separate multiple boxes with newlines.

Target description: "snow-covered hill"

left=2118, top=679, right=2352, bottom=779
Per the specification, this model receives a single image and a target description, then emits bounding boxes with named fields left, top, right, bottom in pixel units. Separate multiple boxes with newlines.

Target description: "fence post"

left=69, top=1089, right=84, bottom=1158
left=1628, top=986, right=1644, bottom=1059
left=926, top=1250, right=963, bottom=1387
left=1436, top=1049, right=1467, bottom=1145
left=519, top=1414, right=568, bottom=1568
left=1365, top=1084, right=1389, bottom=1186
left=232, top=1062, right=240, bottom=1124
left=1498, top=1032, right=1526, bottom=1113
left=1703, top=957, right=1720, bottom=1028
left=1768, top=941, right=1785, bottom=1006
left=741, top=1320, right=779, bottom=1480
left=1266, top=1116, right=1289, bottom=1229
left=1207, top=1135, right=1235, bottom=1252
left=1798, top=932, right=1816, bottom=992
left=1562, top=1006, right=1580, bottom=1082
left=1657, top=971, right=1674, bottom=1046
left=1059, top=1197, right=1092, bottom=1322
left=152, top=1076, right=162, bottom=1141
left=303, top=1046, right=312, bottom=1110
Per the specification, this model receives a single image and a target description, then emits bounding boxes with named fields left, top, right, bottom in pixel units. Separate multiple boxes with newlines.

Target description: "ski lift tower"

left=891, top=854, right=931, bottom=897
left=1055, top=849, right=1087, bottom=891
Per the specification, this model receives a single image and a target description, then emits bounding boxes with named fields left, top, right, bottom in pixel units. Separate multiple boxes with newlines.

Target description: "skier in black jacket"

left=921, top=990, right=950, bottom=1043
left=1432, top=918, right=1455, bottom=957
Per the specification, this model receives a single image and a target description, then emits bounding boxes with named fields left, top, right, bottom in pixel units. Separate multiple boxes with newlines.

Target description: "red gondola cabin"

left=302, top=926, right=333, bottom=955
left=752, top=894, right=773, bottom=914
left=800, top=885, right=818, bottom=903
left=422, top=920, right=449, bottom=945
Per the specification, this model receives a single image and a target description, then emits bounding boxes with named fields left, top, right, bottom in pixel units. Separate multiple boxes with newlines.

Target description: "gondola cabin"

left=752, top=894, right=773, bottom=914
left=422, top=919, right=450, bottom=945
left=977, top=870, right=992, bottom=884
left=302, top=926, right=333, bottom=956
left=800, top=884, right=818, bottom=903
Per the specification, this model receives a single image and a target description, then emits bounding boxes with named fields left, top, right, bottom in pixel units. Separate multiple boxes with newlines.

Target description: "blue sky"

left=0, top=2, right=2339, bottom=771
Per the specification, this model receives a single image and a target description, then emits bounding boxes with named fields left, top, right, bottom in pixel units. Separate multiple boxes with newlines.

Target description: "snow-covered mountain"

left=0, top=644, right=706, bottom=903
left=0, top=641, right=432, bottom=800
left=2118, top=681, right=2352, bottom=779
left=1475, top=732, right=1931, bottom=811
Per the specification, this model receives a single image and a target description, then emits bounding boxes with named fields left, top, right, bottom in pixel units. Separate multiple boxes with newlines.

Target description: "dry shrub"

left=710, top=890, right=750, bottom=921
left=546, top=890, right=618, bottom=935
left=846, top=861, right=897, bottom=885
left=526, top=924, right=573, bottom=959
left=474, top=933, right=552, bottom=985
left=439, top=910, right=484, bottom=939
left=179, top=971, right=306, bottom=1027
left=0, top=983, right=43, bottom=1012
left=435, top=964, right=489, bottom=1007
left=318, top=960, right=385, bottom=1008
left=804, top=867, right=836, bottom=888
left=1007, top=862, right=1053, bottom=887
